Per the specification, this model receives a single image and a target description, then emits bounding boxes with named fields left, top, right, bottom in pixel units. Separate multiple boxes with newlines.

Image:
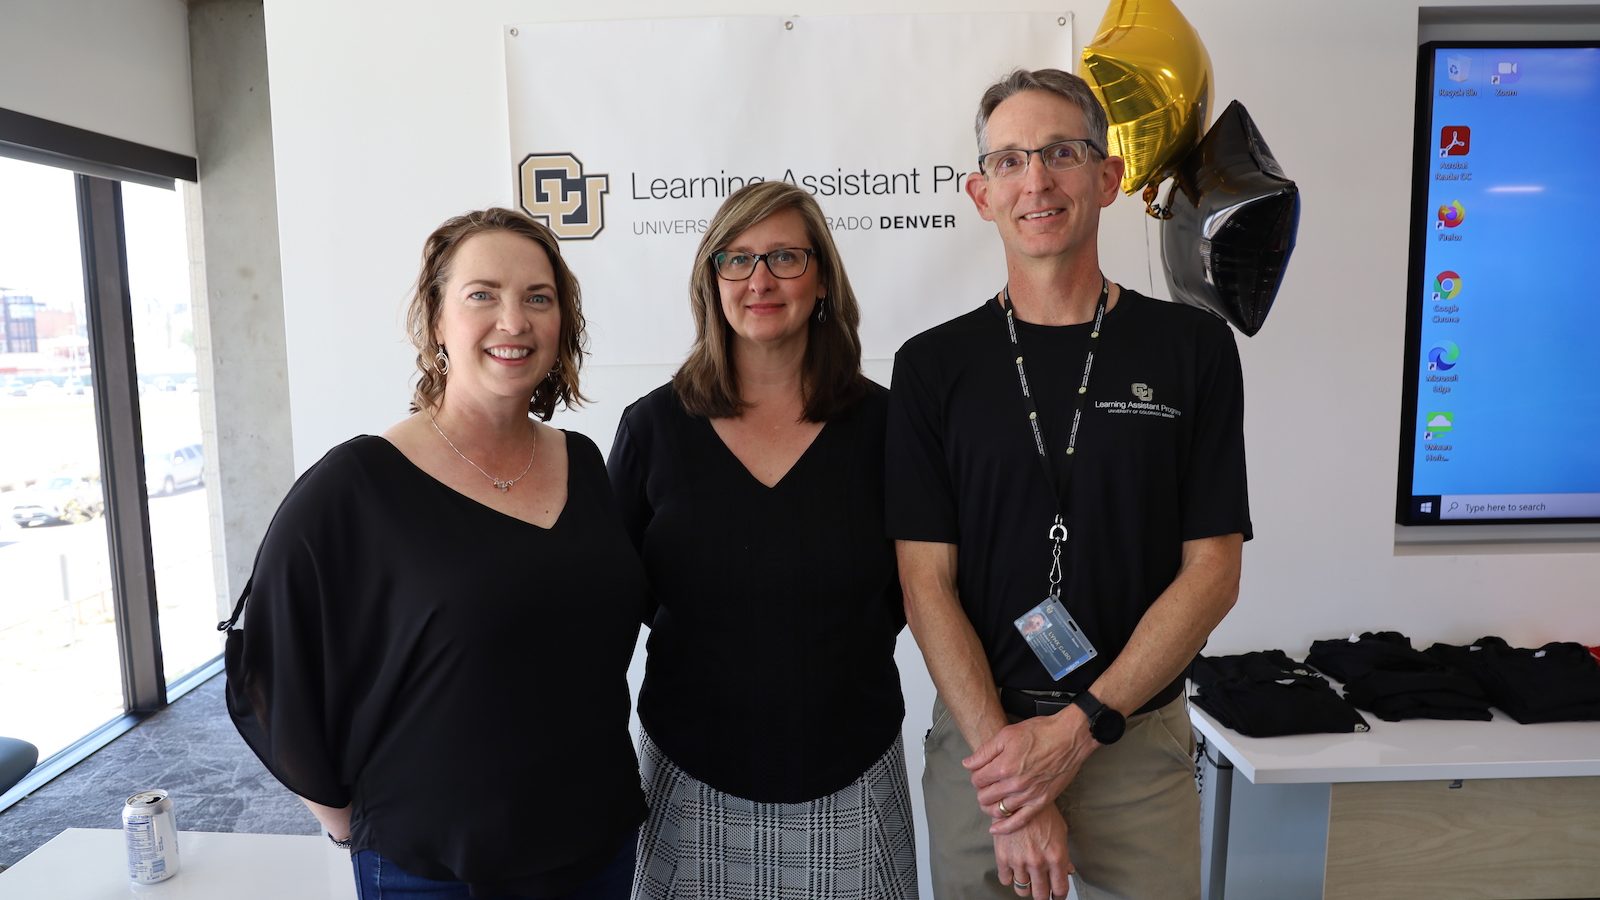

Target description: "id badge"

left=1014, top=598, right=1098, bottom=681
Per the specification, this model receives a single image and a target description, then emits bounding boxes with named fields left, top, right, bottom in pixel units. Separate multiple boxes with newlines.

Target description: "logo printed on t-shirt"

left=1094, top=383, right=1182, bottom=419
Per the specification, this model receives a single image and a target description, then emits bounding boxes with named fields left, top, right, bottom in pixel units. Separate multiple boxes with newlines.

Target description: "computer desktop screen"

left=1397, top=42, right=1600, bottom=528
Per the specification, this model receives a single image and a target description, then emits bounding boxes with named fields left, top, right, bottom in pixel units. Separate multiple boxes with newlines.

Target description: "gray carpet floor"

left=0, top=673, right=316, bottom=868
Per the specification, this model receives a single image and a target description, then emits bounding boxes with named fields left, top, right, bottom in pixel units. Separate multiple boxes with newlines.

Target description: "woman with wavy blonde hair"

left=225, top=208, right=645, bottom=899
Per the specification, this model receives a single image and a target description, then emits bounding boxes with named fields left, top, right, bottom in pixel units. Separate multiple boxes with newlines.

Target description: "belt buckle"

left=1024, top=689, right=1073, bottom=717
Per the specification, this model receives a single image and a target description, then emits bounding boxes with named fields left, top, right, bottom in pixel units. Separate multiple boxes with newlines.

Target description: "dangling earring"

left=814, top=298, right=828, bottom=325
left=434, top=348, right=450, bottom=375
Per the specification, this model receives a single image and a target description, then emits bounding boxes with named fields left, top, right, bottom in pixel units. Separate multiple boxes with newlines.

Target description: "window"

left=0, top=156, right=124, bottom=761
left=123, top=181, right=223, bottom=686
left=0, top=110, right=209, bottom=801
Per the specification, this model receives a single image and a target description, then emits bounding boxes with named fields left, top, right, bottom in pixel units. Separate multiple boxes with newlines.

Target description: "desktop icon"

left=1424, top=412, right=1454, bottom=440
left=1447, top=56, right=1472, bottom=83
left=1439, top=126, right=1470, bottom=157
left=1437, top=201, right=1466, bottom=228
left=1491, top=60, right=1521, bottom=85
left=1427, top=341, right=1461, bottom=372
left=1432, top=270, right=1462, bottom=300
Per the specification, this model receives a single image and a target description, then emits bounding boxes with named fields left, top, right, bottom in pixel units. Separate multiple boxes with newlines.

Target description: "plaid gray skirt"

left=631, top=729, right=920, bottom=900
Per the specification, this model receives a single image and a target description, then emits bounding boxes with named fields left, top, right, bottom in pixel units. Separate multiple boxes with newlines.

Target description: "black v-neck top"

left=607, top=383, right=905, bottom=803
left=225, top=434, right=646, bottom=897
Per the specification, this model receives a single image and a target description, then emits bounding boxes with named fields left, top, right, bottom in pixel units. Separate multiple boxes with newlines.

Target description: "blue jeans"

left=351, top=829, right=637, bottom=900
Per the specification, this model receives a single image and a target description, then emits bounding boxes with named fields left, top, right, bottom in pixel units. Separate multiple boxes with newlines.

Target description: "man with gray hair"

left=886, top=68, right=1251, bottom=899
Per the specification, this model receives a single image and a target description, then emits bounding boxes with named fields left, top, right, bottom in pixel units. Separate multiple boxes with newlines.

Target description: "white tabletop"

left=0, top=829, right=356, bottom=899
left=1189, top=699, right=1600, bottom=784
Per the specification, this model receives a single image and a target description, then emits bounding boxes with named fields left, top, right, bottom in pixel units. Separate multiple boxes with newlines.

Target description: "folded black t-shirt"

left=1308, top=632, right=1491, bottom=722
left=1192, top=650, right=1368, bottom=737
left=1426, top=637, right=1600, bottom=724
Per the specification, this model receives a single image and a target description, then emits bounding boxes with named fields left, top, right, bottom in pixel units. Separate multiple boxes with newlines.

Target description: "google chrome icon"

left=1434, top=270, right=1462, bottom=299
left=1437, top=200, right=1466, bottom=228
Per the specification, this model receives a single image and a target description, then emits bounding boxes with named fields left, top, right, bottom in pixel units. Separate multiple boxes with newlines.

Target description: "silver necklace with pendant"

left=428, top=412, right=537, bottom=492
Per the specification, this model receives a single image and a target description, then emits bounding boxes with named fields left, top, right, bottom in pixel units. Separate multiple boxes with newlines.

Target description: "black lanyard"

left=999, top=278, right=1109, bottom=597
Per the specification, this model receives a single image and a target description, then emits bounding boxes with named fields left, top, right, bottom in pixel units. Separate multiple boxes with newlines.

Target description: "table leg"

left=1198, top=737, right=1234, bottom=900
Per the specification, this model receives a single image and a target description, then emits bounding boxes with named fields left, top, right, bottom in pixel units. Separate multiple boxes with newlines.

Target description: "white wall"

left=0, top=0, right=195, bottom=157
left=262, top=0, right=1600, bottom=888
left=264, top=0, right=1600, bottom=646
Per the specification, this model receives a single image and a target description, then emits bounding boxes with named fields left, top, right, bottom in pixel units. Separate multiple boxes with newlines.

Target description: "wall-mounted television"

left=1396, top=42, right=1600, bottom=535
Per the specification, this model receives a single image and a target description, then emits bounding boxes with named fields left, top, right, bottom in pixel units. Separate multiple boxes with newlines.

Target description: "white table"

left=0, top=829, right=356, bottom=899
left=1189, top=702, right=1600, bottom=900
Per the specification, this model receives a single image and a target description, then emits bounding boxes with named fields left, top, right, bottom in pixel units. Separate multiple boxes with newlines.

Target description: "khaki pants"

left=921, top=693, right=1200, bottom=900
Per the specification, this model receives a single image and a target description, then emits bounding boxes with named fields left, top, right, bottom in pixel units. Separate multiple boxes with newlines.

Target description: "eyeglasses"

left=712, top=247, right=815, bottom=280
left=977, top=139, right=1105, bottom=179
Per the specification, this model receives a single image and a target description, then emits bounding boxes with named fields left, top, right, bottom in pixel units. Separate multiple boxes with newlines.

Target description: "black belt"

left=999, top=679, right=1186, bottom=720
left=1000, top=687, right=1077, bottom=719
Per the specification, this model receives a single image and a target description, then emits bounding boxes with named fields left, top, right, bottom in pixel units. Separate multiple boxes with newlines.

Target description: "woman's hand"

left=299, top=796, right=352, bottom=842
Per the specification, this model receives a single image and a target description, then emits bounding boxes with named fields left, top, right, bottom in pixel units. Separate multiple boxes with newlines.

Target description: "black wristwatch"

left=1072, top=690, right=1126, bottom=745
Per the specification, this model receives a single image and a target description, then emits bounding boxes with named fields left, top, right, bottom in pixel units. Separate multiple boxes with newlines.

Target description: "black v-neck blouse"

left=607, top=383, right=906, bottom=803
left=225, top=433, right=646, bottom=896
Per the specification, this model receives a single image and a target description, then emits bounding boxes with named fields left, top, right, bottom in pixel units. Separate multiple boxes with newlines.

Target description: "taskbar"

left=1408, top=492, right=1600, bottom=522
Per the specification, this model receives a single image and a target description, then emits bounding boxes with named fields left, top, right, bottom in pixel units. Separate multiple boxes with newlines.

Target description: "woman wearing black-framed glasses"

left=609, top=180, right=918, bottom=899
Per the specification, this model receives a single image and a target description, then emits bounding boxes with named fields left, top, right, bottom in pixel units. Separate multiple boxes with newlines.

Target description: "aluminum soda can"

left=123, top=789, right=180, bottom=884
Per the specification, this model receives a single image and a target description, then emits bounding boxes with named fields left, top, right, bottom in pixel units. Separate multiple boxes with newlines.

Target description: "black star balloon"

left=1161, top=100, right=1300, bottom=337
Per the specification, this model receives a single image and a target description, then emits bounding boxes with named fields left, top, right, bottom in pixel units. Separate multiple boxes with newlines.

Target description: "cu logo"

left=517, top=153, right=610, bottom=240
left=1131, top=383, right=1153, bottom=402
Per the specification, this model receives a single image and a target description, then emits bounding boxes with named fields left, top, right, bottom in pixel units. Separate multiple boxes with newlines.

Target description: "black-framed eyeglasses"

left=977, top=139, right=1105, bottom=179
left=712, top=247, right=816, bottom=280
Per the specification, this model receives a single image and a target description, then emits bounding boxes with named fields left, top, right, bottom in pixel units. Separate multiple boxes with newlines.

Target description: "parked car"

left=145, top=444, right=205, bottom=496
left=9, top=476, right=105, bottom=527
left=25, top=379, right=62, bottom=399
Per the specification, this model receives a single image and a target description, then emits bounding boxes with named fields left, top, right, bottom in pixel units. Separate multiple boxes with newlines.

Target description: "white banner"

left=505, top=13, right=1075, bottom=366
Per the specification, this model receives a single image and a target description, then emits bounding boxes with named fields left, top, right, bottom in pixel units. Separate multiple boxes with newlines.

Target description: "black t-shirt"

left=225, top=434, right=647, bottom=897
left=886, top=290, right=1252, bottom=702
left=607, top=383, right=905, bottom=803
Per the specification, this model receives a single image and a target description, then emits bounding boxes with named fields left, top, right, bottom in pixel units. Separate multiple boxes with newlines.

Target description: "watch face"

left=1092, top=709, right=1126, bottom=744
left=1075, top=691, right=1126, bottom=744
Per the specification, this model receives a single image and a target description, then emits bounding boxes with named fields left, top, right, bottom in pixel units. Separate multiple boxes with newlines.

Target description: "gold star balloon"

left=1078, top=0, right=1214, bottom=195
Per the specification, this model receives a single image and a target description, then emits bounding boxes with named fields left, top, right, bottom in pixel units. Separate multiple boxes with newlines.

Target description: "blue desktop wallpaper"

left=1410, top=46, right=1600, bottom=497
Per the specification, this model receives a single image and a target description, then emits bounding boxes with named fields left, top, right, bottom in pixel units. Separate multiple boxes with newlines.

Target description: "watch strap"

left=1072, top=689, right=1125, bottom=744
left=1072, top=689, right=1108, bottom=721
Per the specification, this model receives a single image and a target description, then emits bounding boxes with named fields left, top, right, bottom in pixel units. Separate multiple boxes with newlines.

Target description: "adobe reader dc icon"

left=517, top=153, right=610, bottom=240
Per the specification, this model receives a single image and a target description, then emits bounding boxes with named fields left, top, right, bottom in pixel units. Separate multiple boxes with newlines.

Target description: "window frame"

left=0, top=115, right=206, bottom=811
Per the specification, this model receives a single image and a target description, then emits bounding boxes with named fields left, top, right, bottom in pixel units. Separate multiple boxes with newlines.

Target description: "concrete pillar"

left=187, top=0, right=293, bottom=615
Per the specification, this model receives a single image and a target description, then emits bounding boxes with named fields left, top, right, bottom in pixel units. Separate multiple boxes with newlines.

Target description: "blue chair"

left=0, top=736, right=39, bottom=795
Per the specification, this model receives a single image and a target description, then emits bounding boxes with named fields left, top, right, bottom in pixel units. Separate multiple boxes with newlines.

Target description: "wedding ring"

left=1013, top=880, right=1031, bottom=889
left=998, top=797, right=1012, bottom=817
